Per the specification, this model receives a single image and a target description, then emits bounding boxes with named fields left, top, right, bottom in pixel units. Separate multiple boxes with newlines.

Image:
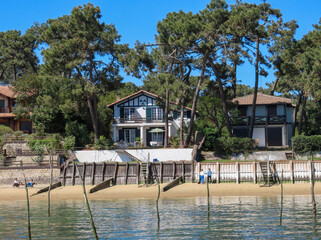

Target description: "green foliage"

left=200, top=127, right=220, bottom=151
left=0, top=125, right=14, bottom=136
left=213, top=137, right=253, bottom=156
left=292, top=135, right=321, bottom=154
left=169, top=137, right=179, bottom=148
left=62, top=136, right=75, bottom=152
left=65, top=121, right=90, bottom=147
left=92, top=136, right=112, bottom=150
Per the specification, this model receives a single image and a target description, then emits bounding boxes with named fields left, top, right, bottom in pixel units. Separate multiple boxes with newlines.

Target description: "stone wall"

left=0, top=168, right=60, bottom=185
left=3, top=142, right=29, bottom=157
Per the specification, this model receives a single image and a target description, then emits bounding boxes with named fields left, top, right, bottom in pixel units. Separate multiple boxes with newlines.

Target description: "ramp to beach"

left=31, top=181, right=62, bottom=196
left=89, top=178, right=114, bottom=193
left=162, top=176, right=183, bottom=192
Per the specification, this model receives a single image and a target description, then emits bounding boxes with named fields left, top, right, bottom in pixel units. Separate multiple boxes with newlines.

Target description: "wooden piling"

left=253, top=162, right=257, bottom=184
left=76, top=164, right=99, bottom=240
left=22, top=171, right=31, bottom=240
left=113, top=162, right=118, bottom=185
left=91, top=162, right=95, bottom=185
left=48, top=143, right=53, bottom=217
left=181, top=161, right=185, bottom=183
left=280, top=170, right=283, bottom=226
left=160, top=162, right=163, bottom=183
left=172, top=162, right=176, bottom=180
left=311, top=154, right=317, bottom=219
left=236, top=162, right=240, bottom=184
left=125, top=162, right=129, bottom=185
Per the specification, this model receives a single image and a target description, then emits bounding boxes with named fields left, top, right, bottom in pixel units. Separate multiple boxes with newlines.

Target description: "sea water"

left=0, top=195, right=320, bottom=239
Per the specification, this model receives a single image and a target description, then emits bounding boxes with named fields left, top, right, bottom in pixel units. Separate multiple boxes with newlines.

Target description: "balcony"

left=0, top=107, right=10, bottom=113
left=232, top=115, right=286, bottom=125
left=114, top=117, right=165, bottom=124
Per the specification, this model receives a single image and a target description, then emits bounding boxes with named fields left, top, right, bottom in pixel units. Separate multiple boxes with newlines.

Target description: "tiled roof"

left=0, top=113, right=15, bottom=118
left=232, top=93, right=292, bottom=105
left=0, top=85, right=15, bottom=98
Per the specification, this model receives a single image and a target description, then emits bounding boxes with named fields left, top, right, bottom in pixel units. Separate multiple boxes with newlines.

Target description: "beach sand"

left=1, top=182, right=321, bottom=201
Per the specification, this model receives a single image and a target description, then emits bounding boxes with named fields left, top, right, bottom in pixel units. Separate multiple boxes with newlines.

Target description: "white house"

left=232, top=93, right=294, bottom=147
left=108, top=90, right=191, bottom=147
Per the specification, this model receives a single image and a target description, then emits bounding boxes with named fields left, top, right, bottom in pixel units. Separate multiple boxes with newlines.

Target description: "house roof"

left=232, top=93, right=293, bottom=105
left=0, top=85, right=15, bottom=98
left=107, top=90, right=192, bottom=110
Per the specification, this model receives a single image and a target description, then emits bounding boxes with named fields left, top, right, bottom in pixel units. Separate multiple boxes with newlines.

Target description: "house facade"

left=108, top=90, right=191, bottom=147
left=232, top=93, right=294, bottom=147
left=0, top=86, right=33, bottom=134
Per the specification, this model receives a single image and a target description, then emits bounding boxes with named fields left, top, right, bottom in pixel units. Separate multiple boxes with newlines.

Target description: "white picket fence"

left=195, top=160, right=321, bottom=183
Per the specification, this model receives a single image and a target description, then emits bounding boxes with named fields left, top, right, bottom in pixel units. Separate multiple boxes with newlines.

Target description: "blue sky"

left=1, top=0, right=320, bottom=88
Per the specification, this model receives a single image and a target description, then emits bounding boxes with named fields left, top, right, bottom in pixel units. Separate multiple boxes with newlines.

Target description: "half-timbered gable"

left=108, top=90, right=191, bottom=147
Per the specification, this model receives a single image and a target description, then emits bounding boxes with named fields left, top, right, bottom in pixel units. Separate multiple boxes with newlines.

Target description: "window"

left=151, top=108, right=163, bottom=120
left=124, top=107, right=135, bottom=120
left=238, top=106, right=247, bottom=116
left=151, top=132, right=163, bottom=143
left=268, top=105, right=277, bottom=115
left=124, top=129, right=136, bottom=144
left=20, top=121, right=32, bottom=133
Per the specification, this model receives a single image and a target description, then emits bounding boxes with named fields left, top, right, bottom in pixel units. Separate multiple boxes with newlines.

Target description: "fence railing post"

left=236, top=162, right=240, bottom=184
left=253, top=162, right=257, bottom=184
left=290, top=160, right=294, bottom=183
left=216, top=162, right=220, bottom=184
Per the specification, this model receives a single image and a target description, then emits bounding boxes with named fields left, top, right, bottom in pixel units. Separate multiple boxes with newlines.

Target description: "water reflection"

left=0, top=195, right=320, bottom=239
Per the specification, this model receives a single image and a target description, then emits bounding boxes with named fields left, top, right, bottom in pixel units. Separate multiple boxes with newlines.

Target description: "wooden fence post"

left=160, top=162, right=163, bottom=183
left=216, top=162, right=220, bottom=184
left=290, top=160, right=294, bottom=183
left=91, top=162, right=95, bottom=185
left=253, top=162, right=257, bottom=184
left=236, top=162, right=240, bottom=184
left=191, top=160, right=195, bottom=183
left=125, top=162, right=129, bottom=185
left=309, top=160, right=312, bottom=183
left=181, top=161, right=185, bottom=183
left=113, top=162, right=118, bottom=185
left=136, top=162, right=140, bottom=185
left=82, top=163, right=86, bottom=185
left=172, top=162, right=176, bottom=180
left=102, top=162, right=106, bottom=182
left=72, top=163, right=75, bottom=186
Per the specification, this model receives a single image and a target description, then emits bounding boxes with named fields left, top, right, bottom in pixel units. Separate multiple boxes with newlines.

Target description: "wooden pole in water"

left=154, top=164, right=161, bottom=229
left=76, top=164, right=99, bottom=240
left=280, top=170, right=283, bottom=226
left=48, top=142, right=53, bottom=217
left=22, top=170, right=31, bottom=240
left=311, top=153, right=317, bottom=219
left=207, top=172, right=210, bottom=218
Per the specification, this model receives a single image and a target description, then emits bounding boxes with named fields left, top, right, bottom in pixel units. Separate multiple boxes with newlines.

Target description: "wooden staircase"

left=140, top=162, right=154, bottom=185
left=259, top=161, right=277, bottom=187
left=115, top=150, right=141, bottom=162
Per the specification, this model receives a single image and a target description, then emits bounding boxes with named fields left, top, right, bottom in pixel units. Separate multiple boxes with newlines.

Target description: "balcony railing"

left=114, top=117, right=165, bottom=124
left=232, top=115, right=286, bottom=125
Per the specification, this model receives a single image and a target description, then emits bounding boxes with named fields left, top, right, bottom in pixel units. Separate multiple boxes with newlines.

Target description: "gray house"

left=232, top=93, right=294, bottom=147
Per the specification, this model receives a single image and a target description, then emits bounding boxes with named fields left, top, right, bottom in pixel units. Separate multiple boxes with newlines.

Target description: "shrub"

left=62, top=136, right=75, bottom=152
left=292, top=135, right=321, bottom=154
left=213, top=137, right=253, bottom=156
left=201, top=127, right=219, bottom=151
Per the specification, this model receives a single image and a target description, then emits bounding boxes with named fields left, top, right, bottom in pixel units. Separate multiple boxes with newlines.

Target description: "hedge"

left=213, top=137, right=253, bottom=156
left=292, top=135, right=321, bottom=154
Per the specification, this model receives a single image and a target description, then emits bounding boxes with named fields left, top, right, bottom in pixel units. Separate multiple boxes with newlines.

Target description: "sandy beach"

left=1, top=182, right=321, bottom=201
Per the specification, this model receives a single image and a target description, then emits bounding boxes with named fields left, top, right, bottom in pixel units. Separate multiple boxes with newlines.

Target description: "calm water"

left=0, top=195, right=320, bottom=239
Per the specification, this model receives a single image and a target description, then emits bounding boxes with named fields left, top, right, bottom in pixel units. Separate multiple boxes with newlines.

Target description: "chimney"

left=116, top=94, right=120, bottom=101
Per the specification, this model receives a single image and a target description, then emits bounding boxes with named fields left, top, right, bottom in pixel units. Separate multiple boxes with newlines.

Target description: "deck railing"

left=114, top=117, right=165, bottom=124
left=232, top=115, right=286, bottom=125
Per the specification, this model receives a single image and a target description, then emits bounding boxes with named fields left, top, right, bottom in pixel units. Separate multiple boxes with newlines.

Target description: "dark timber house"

left=232, top=93, right=294, bottom=147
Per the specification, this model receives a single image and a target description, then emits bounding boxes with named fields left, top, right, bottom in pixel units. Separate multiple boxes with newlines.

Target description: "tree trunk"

left=86, top=91, right=100, bottom=141
left=210, top=61, right=232, bottom=137
left=249, top=37, right=260, bottom=138
left=298, top=94, right=307, bottom=135
left=164, top=88, right=169, bottom=148
left=179, top=102, right=185, bottom=147
left=231, top=61, right=237, bottom=98
left=270, top=77, right=279, bottom=96
left=292, top=91, right=303, bottom=137
left=184, top=53, right=208, bottom=147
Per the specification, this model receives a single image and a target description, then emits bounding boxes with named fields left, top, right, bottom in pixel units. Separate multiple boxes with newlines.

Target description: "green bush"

left=292, top=135, right=321, bottom=154
left=213, top=137, right=253, bottom=156
left=201, top=127, right=219, bottom=151
left=62, top=136, right=75, bottom=152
